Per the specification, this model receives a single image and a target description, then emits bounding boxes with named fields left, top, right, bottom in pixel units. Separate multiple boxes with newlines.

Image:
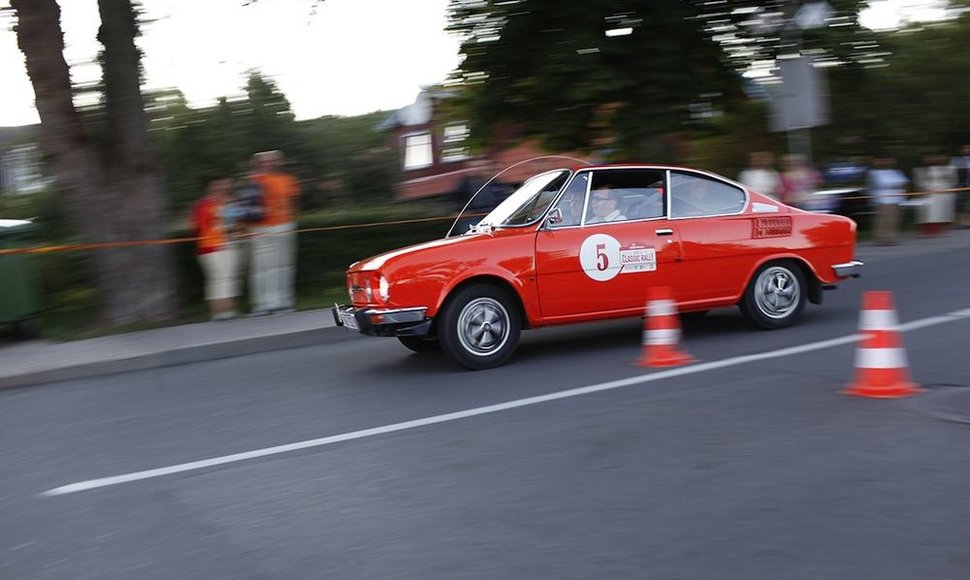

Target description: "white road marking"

left=41, top=306, right=970, bottom=497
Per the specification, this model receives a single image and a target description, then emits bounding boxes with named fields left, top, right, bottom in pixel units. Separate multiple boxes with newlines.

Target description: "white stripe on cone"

left=855, top=347, right=909, bottom=369
left=648, top=300, right=676, bottom=317
left=646, top=328, right=680, bottom=345
left=860, top=309, right=899, bottom=331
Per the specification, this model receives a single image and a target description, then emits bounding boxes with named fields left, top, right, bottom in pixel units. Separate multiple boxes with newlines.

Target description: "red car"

left=333, top=165, right=862, bottom=369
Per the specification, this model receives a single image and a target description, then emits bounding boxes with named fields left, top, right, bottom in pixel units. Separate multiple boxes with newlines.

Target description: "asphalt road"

left=3, top=237, right=970, bottom=579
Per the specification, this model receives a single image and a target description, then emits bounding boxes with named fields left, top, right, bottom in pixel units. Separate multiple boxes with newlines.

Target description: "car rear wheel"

left=740, top=261, right=806, bottom=329
left=439, top=284, right=521, bottom=370
left=397, top=336, right=439, bottom=353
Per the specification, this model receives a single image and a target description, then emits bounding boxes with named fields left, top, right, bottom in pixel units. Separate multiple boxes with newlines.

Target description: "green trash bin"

left=0, top=219, right=42, bottom=336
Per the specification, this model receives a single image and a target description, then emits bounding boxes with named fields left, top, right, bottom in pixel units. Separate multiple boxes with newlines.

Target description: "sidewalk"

left=1, top=227, right=967, bottom=390
left=0, top=309, right=338, bottom=389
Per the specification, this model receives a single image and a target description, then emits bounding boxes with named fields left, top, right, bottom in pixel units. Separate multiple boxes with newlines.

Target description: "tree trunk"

left=12, top=0, right=177, bottom=325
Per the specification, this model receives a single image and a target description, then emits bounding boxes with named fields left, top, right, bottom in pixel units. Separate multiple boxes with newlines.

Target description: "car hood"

left=350, top=233, right=486, bottom=272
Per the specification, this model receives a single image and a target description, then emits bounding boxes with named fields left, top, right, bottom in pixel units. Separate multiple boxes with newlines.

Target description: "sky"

left=0, top=0, right=952, bottom=127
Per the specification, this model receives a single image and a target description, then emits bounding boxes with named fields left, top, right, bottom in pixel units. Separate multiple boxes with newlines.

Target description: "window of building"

left=441, top=123, right=470, bottom=162
left=0, top=145, right=49, bottom=196
left=403, top=132, right=433, bottom=170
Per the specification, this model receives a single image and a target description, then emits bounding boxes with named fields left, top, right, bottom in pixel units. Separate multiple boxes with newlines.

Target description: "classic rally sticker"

left=619, top=244, right=657, bottom=272
left=580, top=234, right=656, bottom=282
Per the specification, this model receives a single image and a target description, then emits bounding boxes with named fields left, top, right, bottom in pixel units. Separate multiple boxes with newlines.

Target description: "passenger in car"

left=672, top=179, right=714, bottom=217
left=627, top=188, right=665, bottom=219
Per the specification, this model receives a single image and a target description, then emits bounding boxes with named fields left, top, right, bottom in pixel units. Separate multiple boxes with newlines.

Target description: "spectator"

left=950, top=144, right=970, bottom=227
left=190, top=177, right=241, bottom=321
left=780, top=154, right=823, bottom=209
left=867, top=157, right=909, bottom=246
left=737, top=151, right=781, bottom=200
left=249, top=150, right=301, bottom=315
left=913, top=155, right=957, bottom=235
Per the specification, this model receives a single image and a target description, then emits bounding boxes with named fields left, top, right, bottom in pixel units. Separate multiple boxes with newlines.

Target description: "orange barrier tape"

left=0, top=237, right=199, bottom=256
left=0, top=186, right=967, bottom=257
left=836, top=185, right=970, bottom=203
left=0, top=214, right=470, bottom=256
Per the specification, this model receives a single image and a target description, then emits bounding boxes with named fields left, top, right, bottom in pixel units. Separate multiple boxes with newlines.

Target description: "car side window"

left=670, top=172, right=746, bottom=218
left=585, top=169, right=666, bottom=224
left=550, top=172, right=590, bottom=227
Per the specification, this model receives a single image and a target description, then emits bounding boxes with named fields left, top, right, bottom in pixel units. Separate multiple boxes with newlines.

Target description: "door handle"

left=655, top=228, right=674, bottom=236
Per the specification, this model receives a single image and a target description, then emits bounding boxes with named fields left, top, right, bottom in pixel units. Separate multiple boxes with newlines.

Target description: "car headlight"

left=379, top=276, right=390, bottom=302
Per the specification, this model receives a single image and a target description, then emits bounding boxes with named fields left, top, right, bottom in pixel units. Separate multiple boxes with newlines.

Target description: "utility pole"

left=770, top=1, right=833, bottom=167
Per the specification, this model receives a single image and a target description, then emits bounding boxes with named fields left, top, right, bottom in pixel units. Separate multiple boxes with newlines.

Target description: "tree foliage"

left=446, top=0, right=875, bottom=160
left=152, top=72, right=395, bottom=211
left=692, top=0, right=873, bottom=73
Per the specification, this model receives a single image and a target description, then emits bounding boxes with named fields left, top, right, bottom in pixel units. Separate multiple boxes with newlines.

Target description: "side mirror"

left=546, top=207, right=563, bottom=226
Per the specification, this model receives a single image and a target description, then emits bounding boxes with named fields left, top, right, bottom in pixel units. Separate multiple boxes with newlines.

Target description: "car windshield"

left=480, top=170, right=570, bottom=228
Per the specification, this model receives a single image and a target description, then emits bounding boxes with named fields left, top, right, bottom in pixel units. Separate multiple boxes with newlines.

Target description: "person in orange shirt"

left=248, top=150, right=301, bottom=315
left=190, top=177, right=241, bottom=320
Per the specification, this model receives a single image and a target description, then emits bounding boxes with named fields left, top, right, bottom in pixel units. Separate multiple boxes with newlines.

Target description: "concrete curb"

left=0, top=328, right=335, bottom=390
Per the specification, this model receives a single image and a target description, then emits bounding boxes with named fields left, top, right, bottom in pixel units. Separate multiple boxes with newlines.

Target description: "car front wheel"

left=740, top=261, right=806, bottom=329
left=438, top=284, right=521, bottom=370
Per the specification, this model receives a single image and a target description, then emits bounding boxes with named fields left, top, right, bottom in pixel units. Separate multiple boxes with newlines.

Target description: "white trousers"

left=249, top=223, right=296, bottom=312
left=198, top=245, right=240, bottom=301
left=917, top=192, right=957, bottom=224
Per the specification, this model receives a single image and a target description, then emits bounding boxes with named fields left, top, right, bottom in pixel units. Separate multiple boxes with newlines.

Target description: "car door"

left=534, top=168, right=682, bottom=319
left=668, top=170, right=751, bottom=304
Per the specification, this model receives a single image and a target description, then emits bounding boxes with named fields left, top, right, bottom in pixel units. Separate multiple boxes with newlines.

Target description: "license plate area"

left=339, top=309, right=359, bottom=331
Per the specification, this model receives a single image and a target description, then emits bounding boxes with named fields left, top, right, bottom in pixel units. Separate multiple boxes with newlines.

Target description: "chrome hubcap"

left=457, top=297, right=510, bottom=356
left=754, top=266, right=800, bottom=319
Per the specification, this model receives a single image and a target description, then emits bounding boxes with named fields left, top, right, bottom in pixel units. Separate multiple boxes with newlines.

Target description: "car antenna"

left=445, top=155, right=593, bottom=238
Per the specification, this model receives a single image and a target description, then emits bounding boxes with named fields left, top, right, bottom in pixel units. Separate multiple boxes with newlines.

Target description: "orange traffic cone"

left=635, top=286, right=695, bottom=368
left=843, top=291, right=921, bottom=398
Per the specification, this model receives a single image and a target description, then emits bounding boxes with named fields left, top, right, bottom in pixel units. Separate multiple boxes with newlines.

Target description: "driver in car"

left=587, top=186, right=627, bottom=223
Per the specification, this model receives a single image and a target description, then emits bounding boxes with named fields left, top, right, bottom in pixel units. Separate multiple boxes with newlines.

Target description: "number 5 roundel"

left=579, top=234, right=621, bottom=282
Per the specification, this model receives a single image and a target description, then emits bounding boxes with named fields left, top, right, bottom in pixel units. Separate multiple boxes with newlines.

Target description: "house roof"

left=376, top=87, right=459, bottom=132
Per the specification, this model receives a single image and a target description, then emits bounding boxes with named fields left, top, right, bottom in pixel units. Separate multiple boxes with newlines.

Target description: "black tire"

left=739, top=261, right=807, bottom=329
left=397, top=336, right=440, bottom=353
left=438, top=283, right=521, bottom=370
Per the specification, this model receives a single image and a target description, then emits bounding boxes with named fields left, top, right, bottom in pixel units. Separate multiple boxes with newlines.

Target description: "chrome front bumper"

left=832, top=260, right=864, bottom=278
left=332, top=305, right=432, bottom=337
